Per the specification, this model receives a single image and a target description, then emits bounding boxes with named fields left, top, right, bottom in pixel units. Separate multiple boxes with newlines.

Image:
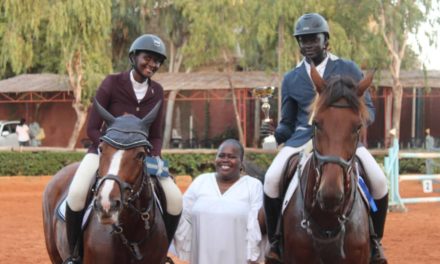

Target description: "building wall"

left=0, top=102, right=87, bottom=148
left=3, top=88, right=440, bottom=149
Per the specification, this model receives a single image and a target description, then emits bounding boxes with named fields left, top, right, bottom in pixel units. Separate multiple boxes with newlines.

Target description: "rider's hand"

left=260, top=121, right=275, bottom=139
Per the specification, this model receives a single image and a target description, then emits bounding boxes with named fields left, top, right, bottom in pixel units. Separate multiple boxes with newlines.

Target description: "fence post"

left=387, top=138, right=406, bottom=212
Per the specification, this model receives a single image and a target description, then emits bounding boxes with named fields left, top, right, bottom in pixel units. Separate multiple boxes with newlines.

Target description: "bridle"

left=93, top=150, right=156, bottom=261
left=300, top=102, right=362, bottom=258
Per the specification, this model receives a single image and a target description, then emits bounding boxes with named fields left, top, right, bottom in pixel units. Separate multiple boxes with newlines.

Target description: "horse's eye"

left=355, top=124, right=362, bottom=133
left=98, top=146, right=103, bottom=155
left=136, top=151, right=145, bottom=160
left=313, top=121, right=322, bottom=131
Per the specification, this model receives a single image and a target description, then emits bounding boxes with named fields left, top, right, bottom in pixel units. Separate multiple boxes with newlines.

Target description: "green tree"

left=370, top=0, right=440, bottom=145
left=0, top=0, right=113, bottom=148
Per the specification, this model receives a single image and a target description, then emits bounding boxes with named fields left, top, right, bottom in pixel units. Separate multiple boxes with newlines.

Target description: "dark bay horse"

left=43, top=100, right=169, bottom=264
left=282, top=67, right=375, bottom=264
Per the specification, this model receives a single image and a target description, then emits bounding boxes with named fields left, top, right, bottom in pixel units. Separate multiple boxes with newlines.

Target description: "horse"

left=282, top=66, right=375, bottom=264
left=42, top=99, right=169, bottom=264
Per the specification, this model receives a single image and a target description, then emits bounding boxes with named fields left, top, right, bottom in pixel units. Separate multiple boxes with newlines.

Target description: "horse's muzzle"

left=93, top=197, right=121, bottom=225
left=317, top=190, right=344, bottom=213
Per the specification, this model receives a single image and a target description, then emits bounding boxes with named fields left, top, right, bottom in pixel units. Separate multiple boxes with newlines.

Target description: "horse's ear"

left=310, top=64, right=326, bottom=94
left=141, top=100, right=162, bottom=129
left=357, top=69, right=376, bottom=96
left=93, top=98, right=115, bottom=125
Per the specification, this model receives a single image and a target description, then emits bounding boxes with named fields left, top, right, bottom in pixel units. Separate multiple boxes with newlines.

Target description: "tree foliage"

left=1, top=0, right=439, bottom=147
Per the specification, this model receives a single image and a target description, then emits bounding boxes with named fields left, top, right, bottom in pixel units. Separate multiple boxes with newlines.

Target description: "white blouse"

left=174, top=173, right=264, bottom=264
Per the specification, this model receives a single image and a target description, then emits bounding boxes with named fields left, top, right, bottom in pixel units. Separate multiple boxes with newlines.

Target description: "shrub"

left=0, top=150, right=276, bottom=177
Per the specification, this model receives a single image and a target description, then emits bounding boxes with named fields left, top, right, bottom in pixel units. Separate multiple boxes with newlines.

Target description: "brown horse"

left=282, top=67, right=375, bottom=264
left=43, top=100, right=169, bottom=264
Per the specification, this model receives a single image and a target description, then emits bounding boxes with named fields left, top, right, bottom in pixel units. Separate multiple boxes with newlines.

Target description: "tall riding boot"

left=264, top=194, right=283, bottom=264
left=370, top=194, right=388, bottom=264
left=64, top=203, right=83, bottom=264
left=164, top=212, right=182, bottom=245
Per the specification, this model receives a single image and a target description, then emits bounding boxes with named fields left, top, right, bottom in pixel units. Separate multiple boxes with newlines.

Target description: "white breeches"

left=67, top=153, right=100, bottom=211
left=67, top=153, right=183, bottom=215
left=355, top=146, right=388, bottom=199
left=264, top=144, right=309, bottom=198
left=264, top=144, right=388, bottom=200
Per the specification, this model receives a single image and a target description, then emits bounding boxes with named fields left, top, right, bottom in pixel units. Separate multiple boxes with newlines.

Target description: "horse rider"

left=64, top=34, right=183, bottom=264
left=262, top=13, right=389, bottom=264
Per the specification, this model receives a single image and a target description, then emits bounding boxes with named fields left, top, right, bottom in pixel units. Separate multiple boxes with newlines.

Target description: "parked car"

left=0, top=120, right=20, bottom=147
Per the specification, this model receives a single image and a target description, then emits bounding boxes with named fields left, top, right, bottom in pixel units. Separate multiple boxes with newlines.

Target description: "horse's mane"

left=309, top=75, right=369, bottom=125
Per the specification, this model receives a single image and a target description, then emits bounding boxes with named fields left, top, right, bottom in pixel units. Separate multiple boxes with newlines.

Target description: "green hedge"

left=0, top=151, right=275, bottom=177
left=0, top=151, right=431, bottom=177
left=0, top=151, right=85, bottom=176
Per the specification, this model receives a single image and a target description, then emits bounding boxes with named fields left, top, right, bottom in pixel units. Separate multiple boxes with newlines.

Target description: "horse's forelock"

left=311, top=76, right=369, bottom=124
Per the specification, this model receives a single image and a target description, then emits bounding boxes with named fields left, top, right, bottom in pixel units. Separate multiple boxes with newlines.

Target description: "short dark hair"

left=219, top=138, right=244, bottom=160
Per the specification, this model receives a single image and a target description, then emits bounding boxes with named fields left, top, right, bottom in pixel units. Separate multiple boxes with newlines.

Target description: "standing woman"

left=174, top=139, right=264, bottom=264
left=16, top=118, right=30, bottom=147
left=64, top=34, right=183, bottom=263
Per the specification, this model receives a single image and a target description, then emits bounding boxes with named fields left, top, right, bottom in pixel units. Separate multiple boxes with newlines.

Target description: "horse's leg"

left=42, top=183, right=63, bottom=263
left=42, top=163, right=79, bottom=263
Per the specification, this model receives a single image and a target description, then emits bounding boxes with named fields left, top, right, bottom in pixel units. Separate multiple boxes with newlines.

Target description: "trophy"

left=253, top=86, right=277, bottom=150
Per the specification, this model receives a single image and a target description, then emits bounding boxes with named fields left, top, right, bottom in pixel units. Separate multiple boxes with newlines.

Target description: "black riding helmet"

left=129, top=34, right=167, bottom=66
left=293, top=13, right=330, bottom=39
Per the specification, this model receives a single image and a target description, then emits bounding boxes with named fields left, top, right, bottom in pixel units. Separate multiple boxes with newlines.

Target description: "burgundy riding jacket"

left=86, top=71, right=165, bottom=156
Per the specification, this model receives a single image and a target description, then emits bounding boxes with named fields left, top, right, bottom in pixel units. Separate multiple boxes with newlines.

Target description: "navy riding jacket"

left=275, top=53, right=375, bottom=147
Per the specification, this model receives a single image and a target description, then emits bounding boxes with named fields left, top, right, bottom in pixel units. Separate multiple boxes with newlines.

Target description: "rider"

left=263, top=13, right=388, bottom=264
left=64, top=34, right=183, bottom=263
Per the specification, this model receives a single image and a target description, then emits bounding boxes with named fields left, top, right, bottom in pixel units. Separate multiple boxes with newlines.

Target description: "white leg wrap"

left=67, top=153, right=99, bottom=211
left=264, top=144, right=308, bottom=198
left=158, top=176, right=183, bottom=215
left=356, top=146, right=388, bottom=199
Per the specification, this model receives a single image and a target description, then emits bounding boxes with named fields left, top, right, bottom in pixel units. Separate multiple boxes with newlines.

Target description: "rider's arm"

left=348, top=61, right=376, bottom=126
left=87, top=77, right=112, bottom=153
left=146, top=82, right=165, bottom=157
left=274, top=78, right=297, bottom=144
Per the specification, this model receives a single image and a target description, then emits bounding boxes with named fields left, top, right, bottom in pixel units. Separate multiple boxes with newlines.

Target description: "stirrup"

left=62, top=256, right=82, bottom=264
left=370, top=239, right=387, bottom=264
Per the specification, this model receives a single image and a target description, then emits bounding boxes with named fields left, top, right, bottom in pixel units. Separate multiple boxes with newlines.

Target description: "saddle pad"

left=355, top=162, right=377, bottom=213
left=282, top=153, right=312, bottom=214
left=56, top=197, right=94, bottom=229
left=281, top=156, right=377, bottom=214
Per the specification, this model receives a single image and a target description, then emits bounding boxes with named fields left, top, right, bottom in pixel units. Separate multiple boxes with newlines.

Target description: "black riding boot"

left=264, top=194, right=283, bottom=264
left=370, top=194, right=388, bottom=264
left=164, top=212, right=182, bottom=245
left=64, top=203, right=83, bottom=264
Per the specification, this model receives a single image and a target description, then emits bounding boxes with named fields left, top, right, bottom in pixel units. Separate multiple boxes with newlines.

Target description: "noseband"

left=93, top=161, right=156, bottom=260
left=94, top=171, right=149, bottom=208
